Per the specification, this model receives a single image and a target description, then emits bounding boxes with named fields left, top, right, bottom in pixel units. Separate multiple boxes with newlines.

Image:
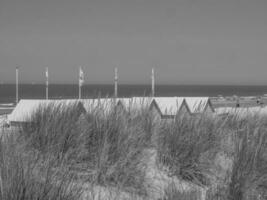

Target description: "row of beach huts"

left=7, top=97, right=214, bottom=126
left=5, top=96, right=267, bottom=127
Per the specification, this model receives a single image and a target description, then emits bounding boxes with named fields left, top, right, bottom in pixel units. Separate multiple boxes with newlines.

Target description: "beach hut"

left=8, top=99, right=85, bottom=126
left=82, top=98, right=118, bottom=112
left=152, top=97, right=190, bottom=119
left=117, top=97, right=153, bottom=111
left=116, top=98, right=133, bottom=111
left=117, top=97, right=192, bottom=119
left=81, top=98, right=121, bottom=116
left=116, top=97, right=165, bottom=122
left=184, top=97, right=215, bottom=115
left=116, top=97, right=155, bottom=117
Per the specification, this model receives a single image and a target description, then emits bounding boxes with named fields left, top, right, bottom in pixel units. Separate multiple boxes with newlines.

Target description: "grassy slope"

left=0, top=99, right=266, bottom=200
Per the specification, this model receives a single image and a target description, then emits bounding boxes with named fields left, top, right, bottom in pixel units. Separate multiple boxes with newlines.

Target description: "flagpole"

left=151, top=68, right=155, bottom=97
left=16, top=66, right=19, bottom=104
left=79, top=84, right=81, bottom=99
left=79, top=66, right=84, bottom=100
left=79, top=67, right=81, bottom=99
left=46, top=67, right=49, bottom=100
left=114, top=67, right=118, bottom=98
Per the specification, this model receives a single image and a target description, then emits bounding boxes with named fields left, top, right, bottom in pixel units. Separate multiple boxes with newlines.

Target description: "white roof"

left=8, top=97, right=215, bottom=122
left=153, top=97, right=185, bottom=116
left=82, top=98, right=117, bottom=113
left=116, top=98, right=131, bottom=109
left=8, top=99, right=80, bottom=122
left=117, top=97, right=153, bottom=111
left=184, top=97, right=211, bottom=113
left=116, top=97, right=213, bottom=115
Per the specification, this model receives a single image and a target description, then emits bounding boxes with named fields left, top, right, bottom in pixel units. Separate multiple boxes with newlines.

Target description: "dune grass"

left=204, top=114, right=267, bottom=200
left=157, top=112, right=267, bottom=200
left=1, top=98, right=267, bottom=199
left=227, top=115, right=267, bottom=200
left=78, top=101, right=150, bottom=194
left=17, top=99, right=149, bottom=196
left=162, top=183, right=199, bottom=200
left=156, top=113, right=219, bottom=186
left=0, top=133, right=82, bottom=200
left=20, top=101, right=85, bottom=161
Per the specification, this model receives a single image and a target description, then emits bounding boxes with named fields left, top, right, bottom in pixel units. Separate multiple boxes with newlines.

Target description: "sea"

left=1, top=84, right=267, bottom=103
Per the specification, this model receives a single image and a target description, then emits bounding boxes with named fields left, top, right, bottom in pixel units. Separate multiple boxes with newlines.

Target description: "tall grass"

left=157, top=112, right=267, bottom=200
left=162, top=183, right=199, bottom=200
left=20, top=101, right=86, bottom=161
left=227, top=115, right=267, bottom=200
left=79, top=102, right=149, bottom=194
left=0, top=133, right=82, bottom=200
left=117, top=99, right=156, bottom=146
left=204, top=114, right=267, bottom=200
left=156, top=113, right=219, bottom=186
left=17, top=99, right=149, bottom=195
left=4, top=98, right=267, bottom=199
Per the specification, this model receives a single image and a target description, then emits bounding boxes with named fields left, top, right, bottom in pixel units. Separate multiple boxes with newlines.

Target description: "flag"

left=45, top=67, right=48, bottom=78
left=45, top=67, right=49, bottom=86
left=79, top=67, right=84, bottom=87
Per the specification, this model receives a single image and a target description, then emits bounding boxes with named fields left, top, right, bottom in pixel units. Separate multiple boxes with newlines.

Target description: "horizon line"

left=2, top=83, right=267, bottom=87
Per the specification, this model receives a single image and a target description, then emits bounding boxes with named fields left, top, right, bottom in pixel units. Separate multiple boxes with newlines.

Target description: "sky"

left=1, top=0, right=267, bottom=85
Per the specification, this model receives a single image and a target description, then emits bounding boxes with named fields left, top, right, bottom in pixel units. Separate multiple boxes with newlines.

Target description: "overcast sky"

left=1, top=0, right=267, bottom=84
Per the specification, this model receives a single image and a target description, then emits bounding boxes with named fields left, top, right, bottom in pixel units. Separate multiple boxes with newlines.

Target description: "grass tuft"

left=0, top=133, right=82, bottom=200
left=156, top=113, right=218, bottom=186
